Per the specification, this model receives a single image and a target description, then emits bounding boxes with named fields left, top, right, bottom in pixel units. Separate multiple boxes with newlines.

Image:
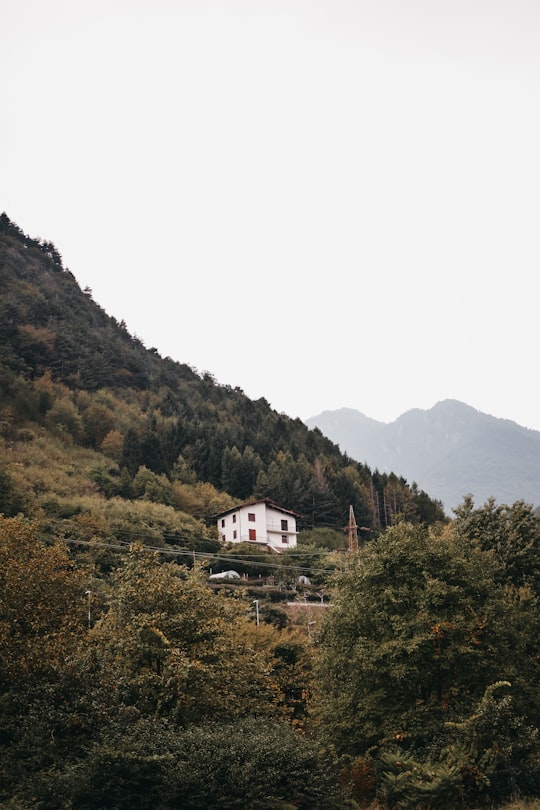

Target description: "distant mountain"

left=305, top=400, right=540, bottom=513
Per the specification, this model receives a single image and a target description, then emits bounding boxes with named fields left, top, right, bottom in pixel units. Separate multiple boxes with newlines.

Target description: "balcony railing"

left=265, top=521, right=296, bottom=533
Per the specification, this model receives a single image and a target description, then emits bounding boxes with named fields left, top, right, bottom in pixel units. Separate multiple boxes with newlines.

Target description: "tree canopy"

left=312, top=513, right=540, bottom=805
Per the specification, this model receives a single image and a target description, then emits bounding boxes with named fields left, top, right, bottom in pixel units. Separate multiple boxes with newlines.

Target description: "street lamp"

left=85, top=590, right=92, bottom=629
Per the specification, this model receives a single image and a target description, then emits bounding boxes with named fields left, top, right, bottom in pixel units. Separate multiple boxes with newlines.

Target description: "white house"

left=215, top=498, right=300, bottom=552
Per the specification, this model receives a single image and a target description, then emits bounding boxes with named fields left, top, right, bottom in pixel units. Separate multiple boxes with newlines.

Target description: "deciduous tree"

left=313, top=522, right=525, bottom=754
left=88, top=545, right=283, bottom=723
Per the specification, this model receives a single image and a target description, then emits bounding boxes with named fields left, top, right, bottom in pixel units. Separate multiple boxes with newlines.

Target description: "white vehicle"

left=207, top=570, right=241, bottom=581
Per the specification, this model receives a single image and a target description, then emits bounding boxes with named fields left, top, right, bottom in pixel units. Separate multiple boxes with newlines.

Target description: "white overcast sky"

left=3, top=0, right=540, bottom=430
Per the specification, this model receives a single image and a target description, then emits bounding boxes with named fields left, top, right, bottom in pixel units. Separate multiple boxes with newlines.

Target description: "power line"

left=96, top=526, right=343, bottom=555
left=61, top=537, right=340, bottom=577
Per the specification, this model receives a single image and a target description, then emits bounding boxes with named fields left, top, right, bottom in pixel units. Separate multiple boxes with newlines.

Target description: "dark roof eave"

left=213, top=497, right=303, bottom=520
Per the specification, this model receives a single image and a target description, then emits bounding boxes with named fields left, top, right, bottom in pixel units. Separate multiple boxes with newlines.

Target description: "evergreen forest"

left=1, top=214, right=539, bottom=809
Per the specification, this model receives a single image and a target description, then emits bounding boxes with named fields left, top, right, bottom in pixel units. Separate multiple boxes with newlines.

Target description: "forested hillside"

left=0, top=212, right=445, bottom=534
left=1, top=214, right=539, bottom=809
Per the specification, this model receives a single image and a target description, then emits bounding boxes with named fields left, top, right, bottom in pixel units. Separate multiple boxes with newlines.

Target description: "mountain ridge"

left=305, top=400, right=540, bottom=513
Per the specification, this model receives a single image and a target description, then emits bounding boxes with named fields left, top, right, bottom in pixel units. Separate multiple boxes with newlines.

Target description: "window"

left=222, top=534, right=226, bottom=542
left=221, top=519, right=225, bottom=528
left=232, top=514, right=237, bottom=523
left=249, top=529, right=256, bottom=541
left=248, top=512, right=256, bottom=522
left=281, top=519, right=288, bottom=531
left=233, top=530, right=237, bottom=539
left=281, top=535, right=289, bottom=544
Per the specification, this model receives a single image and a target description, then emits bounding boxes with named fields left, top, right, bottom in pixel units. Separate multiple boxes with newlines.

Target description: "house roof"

left=213, top=498, right=302, bottom=520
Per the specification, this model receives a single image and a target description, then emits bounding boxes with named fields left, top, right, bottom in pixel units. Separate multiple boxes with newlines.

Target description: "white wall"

left=216, top=502, right=298, bottom=550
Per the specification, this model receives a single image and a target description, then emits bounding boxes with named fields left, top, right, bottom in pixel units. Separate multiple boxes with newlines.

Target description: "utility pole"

left=347, top=505, right=358, bottom=552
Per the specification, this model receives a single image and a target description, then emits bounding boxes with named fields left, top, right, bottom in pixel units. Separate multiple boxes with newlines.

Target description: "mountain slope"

left=0, top=213, right=446, bottom=534
left=306, top=400, right=540, bottom=513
